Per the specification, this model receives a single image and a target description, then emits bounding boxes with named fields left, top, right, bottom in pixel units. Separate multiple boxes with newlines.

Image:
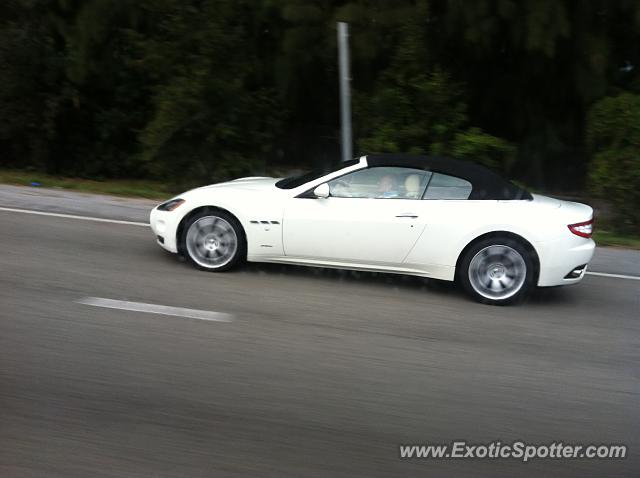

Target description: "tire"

left=459, top=237, right=534, bottom=305
left=181, top=209, right=246, bottom=272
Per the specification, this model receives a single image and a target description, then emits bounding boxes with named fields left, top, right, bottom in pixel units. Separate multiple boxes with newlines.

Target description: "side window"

left=422, top=173, right=472, bottom=200
left=328, top=167, right=430, bottom=199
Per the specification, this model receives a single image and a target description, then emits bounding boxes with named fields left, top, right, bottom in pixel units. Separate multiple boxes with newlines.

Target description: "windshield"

left=275, top=159, right=359, bottom=189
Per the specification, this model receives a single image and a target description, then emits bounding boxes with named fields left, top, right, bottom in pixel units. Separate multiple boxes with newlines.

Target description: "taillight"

left=568, top=219, right=593, bottom=238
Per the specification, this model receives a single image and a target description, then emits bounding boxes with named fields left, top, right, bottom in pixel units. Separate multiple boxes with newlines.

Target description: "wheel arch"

left=455, top=231, right=540, bottom=283
left=176, top=205, right=247, bottom=256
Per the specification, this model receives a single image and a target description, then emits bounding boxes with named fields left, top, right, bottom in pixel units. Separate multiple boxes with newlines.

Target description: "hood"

left=199, top=177, right=280, bottom=192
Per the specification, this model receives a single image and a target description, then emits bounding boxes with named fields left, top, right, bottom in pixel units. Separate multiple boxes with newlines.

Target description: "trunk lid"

left=532, top=193, right=593, bottom=225
left=530, top=193, right=562, bottom=209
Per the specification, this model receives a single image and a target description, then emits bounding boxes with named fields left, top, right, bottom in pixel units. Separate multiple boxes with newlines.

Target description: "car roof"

left=365, top=154, right=532, bottom=200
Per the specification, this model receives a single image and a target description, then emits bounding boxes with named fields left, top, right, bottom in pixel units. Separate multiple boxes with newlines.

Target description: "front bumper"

left=149, top=207, right=180, bottom=253
left=536, top=236, right=596, bottom=287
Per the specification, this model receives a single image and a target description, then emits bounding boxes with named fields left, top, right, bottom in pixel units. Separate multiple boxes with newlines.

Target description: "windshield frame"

left=275, top=159, right=360, bottom=190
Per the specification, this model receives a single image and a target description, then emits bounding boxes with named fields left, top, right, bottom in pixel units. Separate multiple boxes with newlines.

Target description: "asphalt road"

left=1, top=187, right=639, bottom=477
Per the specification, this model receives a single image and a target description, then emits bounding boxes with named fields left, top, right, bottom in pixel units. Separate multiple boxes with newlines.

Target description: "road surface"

left=1, top=185, right=638, bottom=477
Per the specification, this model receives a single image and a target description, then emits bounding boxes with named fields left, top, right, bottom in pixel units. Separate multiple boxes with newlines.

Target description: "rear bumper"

left=536, top=237, right=595, bottom=287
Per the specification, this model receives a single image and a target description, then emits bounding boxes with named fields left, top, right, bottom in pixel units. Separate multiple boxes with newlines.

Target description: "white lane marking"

left=77, top=297, right=233, bottom=322
left=586, top=271, right=640, bottom=281
left=0, top=206, right=148, bottom=227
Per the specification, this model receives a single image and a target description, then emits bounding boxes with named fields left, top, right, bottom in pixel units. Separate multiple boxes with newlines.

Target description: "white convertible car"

left=150, top=155, right=595, bottom=305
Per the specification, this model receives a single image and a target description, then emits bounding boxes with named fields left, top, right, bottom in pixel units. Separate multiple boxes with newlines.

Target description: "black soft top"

left=366, top=154, right=532, bottom=200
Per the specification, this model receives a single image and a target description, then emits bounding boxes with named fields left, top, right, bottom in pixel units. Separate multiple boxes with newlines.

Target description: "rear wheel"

left=182, top=210, right=245, bottom=271
left=459, top=237, right=534, bottom=305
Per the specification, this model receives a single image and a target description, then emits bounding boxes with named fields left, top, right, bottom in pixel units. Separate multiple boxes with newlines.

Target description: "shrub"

left=451, top=127, right=516, bottom=172
left=587, top=93, right=640, bottom=234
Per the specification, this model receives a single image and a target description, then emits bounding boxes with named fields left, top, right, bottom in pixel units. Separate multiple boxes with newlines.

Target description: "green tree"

left=0, top=0, right=62, bottom=171
left=353, top=1, right=514, bottom=172
left=129, top=0, right=282, bottom=185
left=436, top=0, right=640, bottom=187
left=43, top=0, right=147, bottom=177
left=2, top=0, right=640, bottom=194
left=587, top=93, right=640, bottom=234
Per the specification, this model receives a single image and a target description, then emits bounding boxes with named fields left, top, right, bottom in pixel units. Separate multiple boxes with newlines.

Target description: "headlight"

left=157, top=198, right=185, bottom=211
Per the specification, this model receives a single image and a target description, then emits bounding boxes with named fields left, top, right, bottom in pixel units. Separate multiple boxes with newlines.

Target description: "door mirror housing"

left=313, top=183, right=330, bottom=199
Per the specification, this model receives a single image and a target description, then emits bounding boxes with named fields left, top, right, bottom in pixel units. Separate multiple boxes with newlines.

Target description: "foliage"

left=129, top=0, right=283, bottom=186
left=0, top=0, right=62, bottom=170
left=451, top=128, right=516, bottom=171
left=587, top=93, right=640, bottom=234
left=356, top=69, right=467, bottom=156
left=1, top=0, right=640, bottom=197
left=353, top=1, right=512, bottom=172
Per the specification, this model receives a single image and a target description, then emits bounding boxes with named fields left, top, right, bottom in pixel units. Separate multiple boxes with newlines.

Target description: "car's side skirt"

left=246, top=255, right=456, bottom=281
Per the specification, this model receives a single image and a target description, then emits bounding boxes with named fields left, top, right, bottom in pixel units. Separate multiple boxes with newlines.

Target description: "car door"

left=282, top=166, right=431, bottom=265
left=402, top=171, right=478, bottom=268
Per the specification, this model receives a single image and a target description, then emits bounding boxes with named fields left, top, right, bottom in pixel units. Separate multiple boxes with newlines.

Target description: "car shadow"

left=242, top=260, right=463, bottom=296
left=526, top=285, right=581, bottom=306
left=239, top=262, right=581, bottom=307
left=154, top=247, right=576, bottom=306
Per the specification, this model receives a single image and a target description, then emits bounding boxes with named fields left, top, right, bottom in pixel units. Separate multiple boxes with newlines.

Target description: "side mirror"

left=313, top=183, right=330, bottom=199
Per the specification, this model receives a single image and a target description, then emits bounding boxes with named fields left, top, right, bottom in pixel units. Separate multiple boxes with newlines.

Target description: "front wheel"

left=182, top=210, right=246, bottom=271
left=459, top=238, right=534, bottom=305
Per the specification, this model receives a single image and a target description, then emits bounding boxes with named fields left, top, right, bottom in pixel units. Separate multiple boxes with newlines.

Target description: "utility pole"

left=337, top=22, right=353, bottom=162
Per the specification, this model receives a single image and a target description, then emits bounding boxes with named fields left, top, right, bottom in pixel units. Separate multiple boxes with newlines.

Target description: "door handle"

left=395, top=213, right=419, bottom=218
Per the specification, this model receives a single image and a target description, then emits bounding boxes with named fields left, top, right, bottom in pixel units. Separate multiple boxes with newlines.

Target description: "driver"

left=377, top=174, right=399, bottom=198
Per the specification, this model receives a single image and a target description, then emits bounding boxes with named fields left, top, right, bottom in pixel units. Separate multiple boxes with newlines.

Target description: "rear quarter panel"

left=403, top=200, right=558, bottom=280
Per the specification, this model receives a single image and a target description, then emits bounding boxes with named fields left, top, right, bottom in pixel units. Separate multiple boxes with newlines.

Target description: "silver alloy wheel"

left=185, top=216, right=238, bottom=269
left=468, top=245, right=527, bottom=300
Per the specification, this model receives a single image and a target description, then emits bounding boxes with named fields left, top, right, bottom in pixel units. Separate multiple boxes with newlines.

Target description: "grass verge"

left=0, top=169, right=175, bottom=200
left=593, top=230, right=640, bottom=250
